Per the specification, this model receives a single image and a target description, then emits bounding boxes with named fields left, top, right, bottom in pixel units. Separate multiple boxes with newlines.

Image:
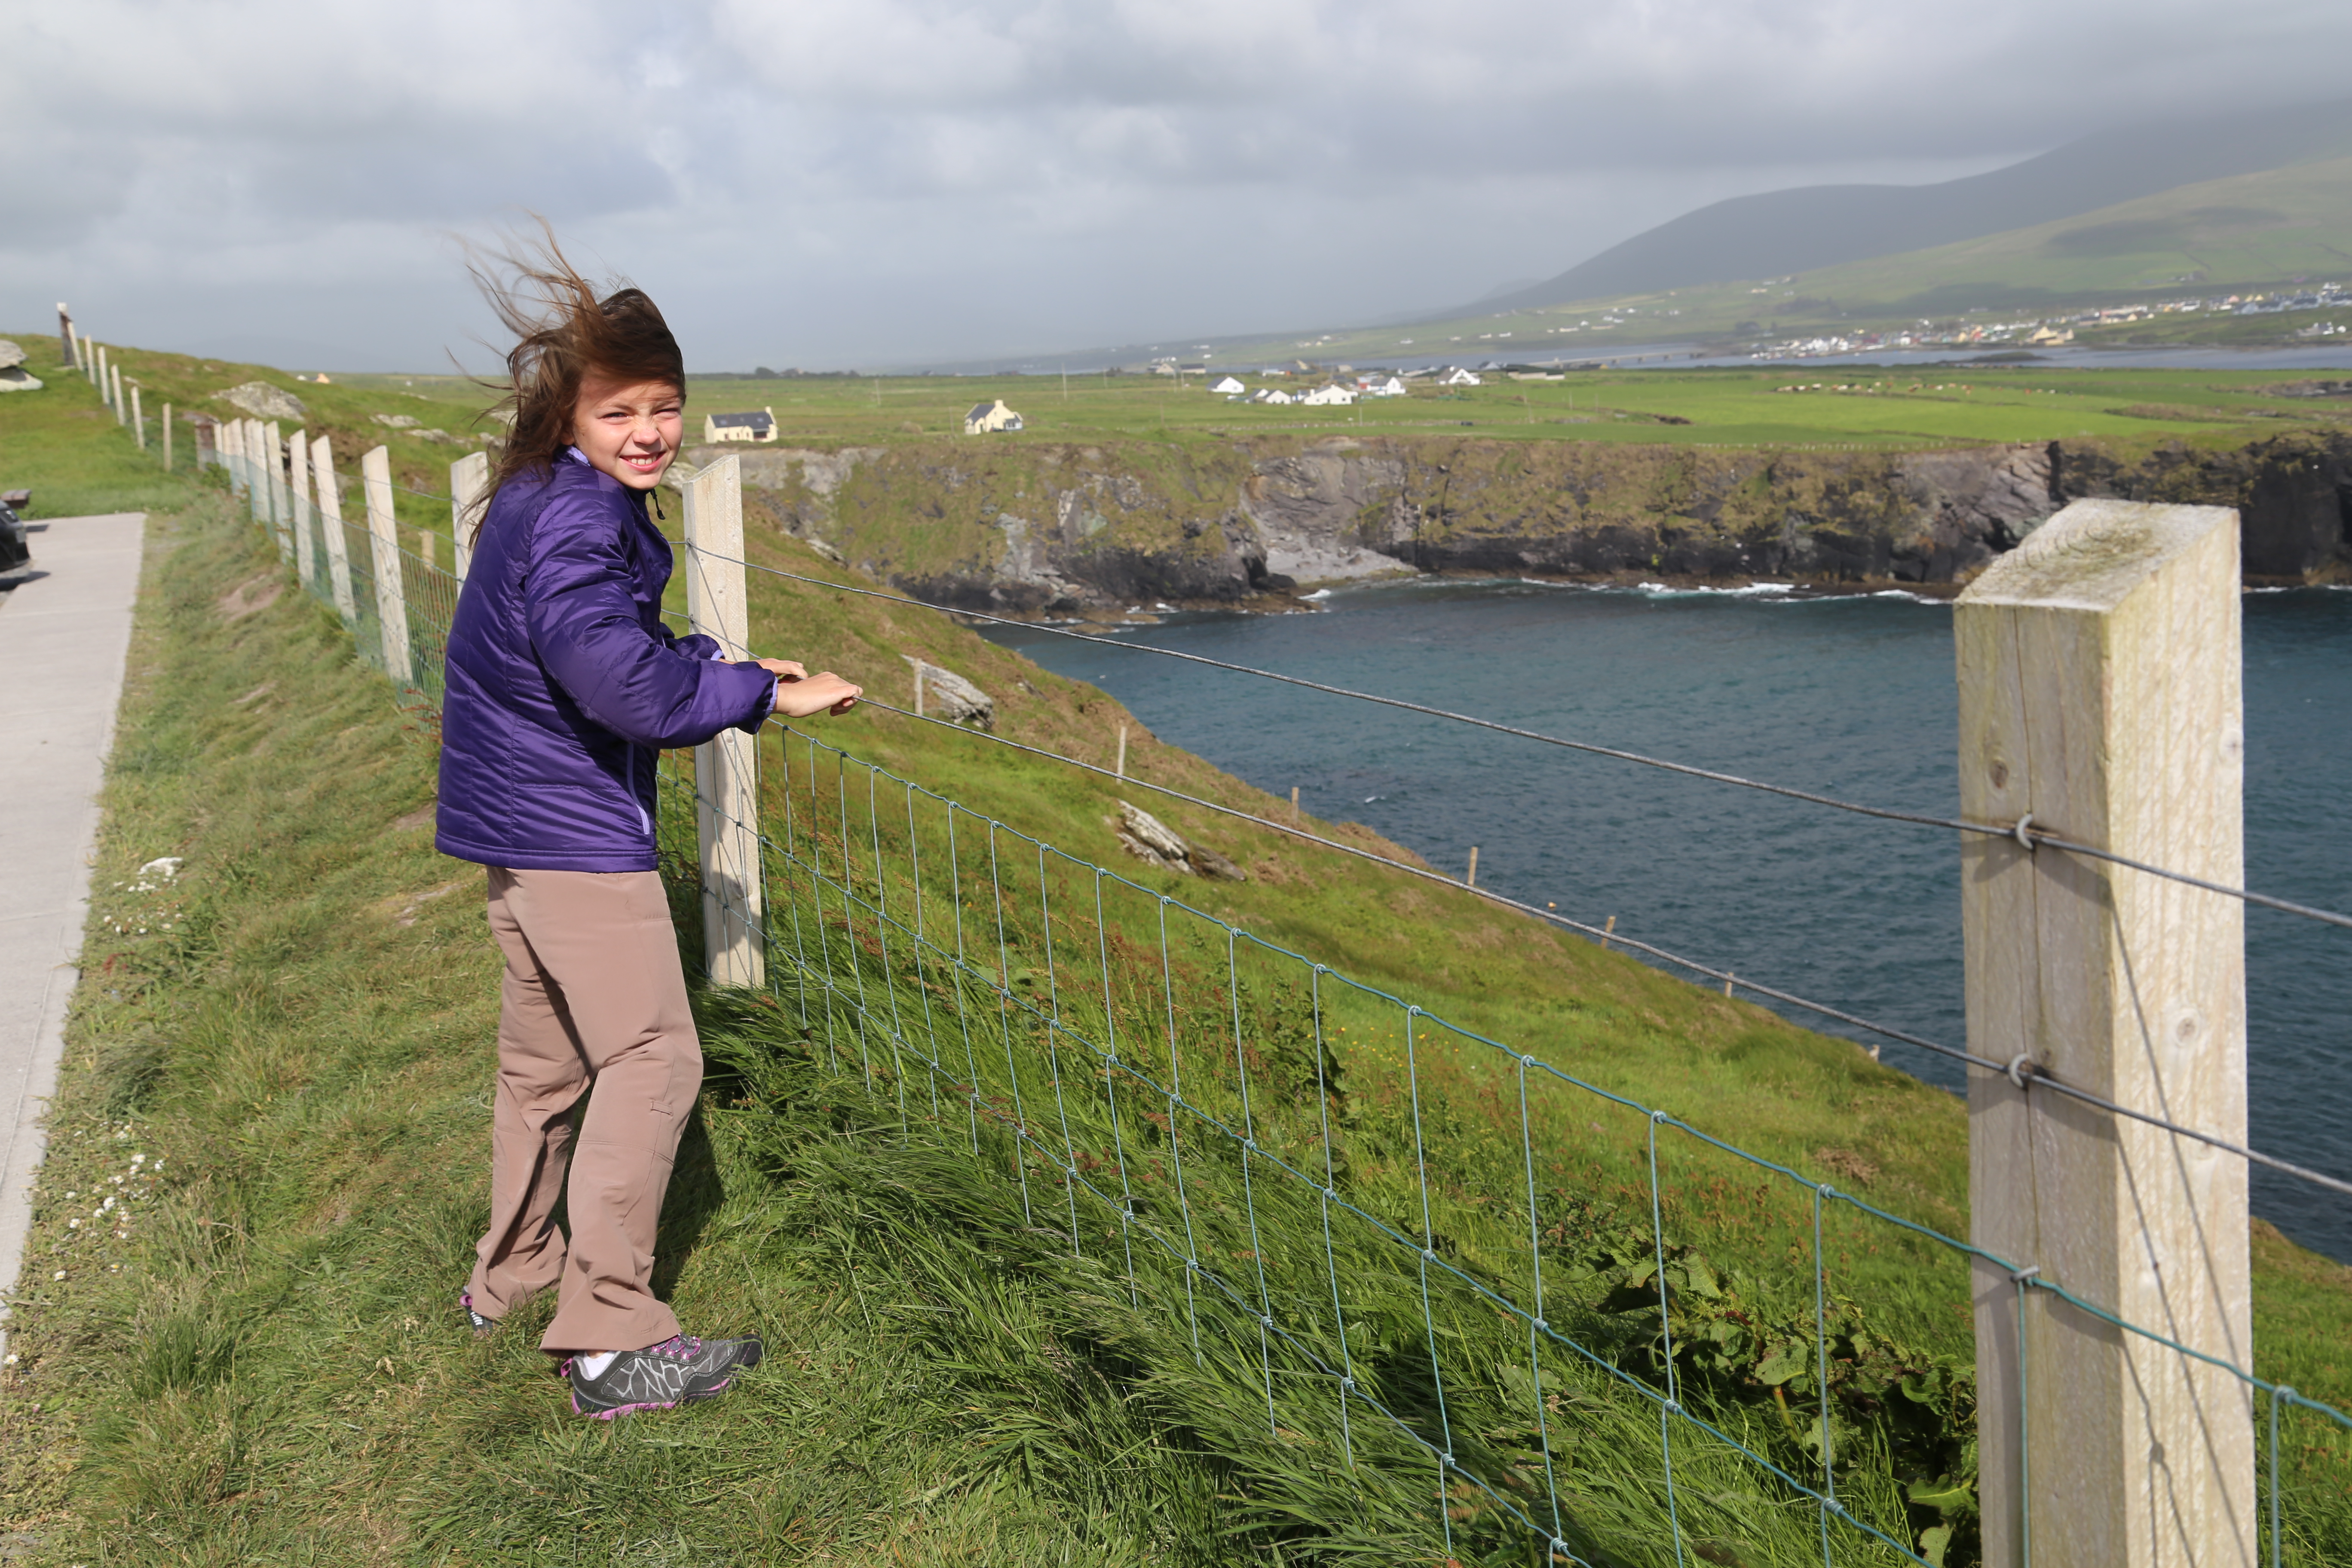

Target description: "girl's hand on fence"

left=762, top=662, right=861, bottom=718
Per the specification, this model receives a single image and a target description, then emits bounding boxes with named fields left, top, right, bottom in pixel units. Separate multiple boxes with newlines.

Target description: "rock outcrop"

left=905, top=658, right=994, bottom=728
left=0, top=341, right=41, bottom=392
left=215, top=381, right=308, bottom=422
left=1112, top=800, right=1247, bottom=880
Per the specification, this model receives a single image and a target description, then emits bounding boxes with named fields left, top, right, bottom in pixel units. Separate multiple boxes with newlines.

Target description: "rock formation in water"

left=686, top=429, right=2352, bottom=610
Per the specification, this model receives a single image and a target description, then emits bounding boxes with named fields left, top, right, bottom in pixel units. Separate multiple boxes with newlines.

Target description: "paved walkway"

left=0, top=513, right=145, bottom=1348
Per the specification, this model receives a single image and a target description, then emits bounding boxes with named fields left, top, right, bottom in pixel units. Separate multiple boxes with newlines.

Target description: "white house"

left=964, top=398, right=1024, bottom=435
left=703, top=408, right=776, bottom=443
left=1301, top=384, right=1356, bottom=406
left=1439, top=368, right=1481, bottom=387
left=1360, top=375, right=1407, bottom=397
left=1210, top=374, right=1246, bottom=395
left=1251, top=388, right=1294, bottom=405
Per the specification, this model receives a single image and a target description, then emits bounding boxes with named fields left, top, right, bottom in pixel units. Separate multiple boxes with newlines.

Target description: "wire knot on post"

left=2008, top=1263, right=2042, bottom=1286
left=2005, top=1053, right=2036, bottom=1090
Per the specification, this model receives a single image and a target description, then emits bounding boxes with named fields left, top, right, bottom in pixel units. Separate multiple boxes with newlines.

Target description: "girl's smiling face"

left=570, top=373, right=683, bottom=490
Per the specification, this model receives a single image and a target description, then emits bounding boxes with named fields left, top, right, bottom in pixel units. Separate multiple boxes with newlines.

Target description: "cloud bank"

left=8, top=0, right=2346, bottom=368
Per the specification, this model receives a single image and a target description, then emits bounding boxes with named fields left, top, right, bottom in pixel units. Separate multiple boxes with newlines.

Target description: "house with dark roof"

left=963, top=398, right=1023, bottom=435
left=703, top=408, right=776, bottom=444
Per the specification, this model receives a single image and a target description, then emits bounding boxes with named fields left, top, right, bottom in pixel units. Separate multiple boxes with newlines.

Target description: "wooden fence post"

left=241, top=421, right=270, bottom=530
left=1957, top=499, right=2251, bottom=1568
left=287, top=427, right=316, bottom=589
left=311, top=435, right=358, bottom=625
left=162, top=403, right=172, bottom=471
left=360, top=446, right=412, bottom=685
left=449, top=450, right=487, bottom=584
left=683, top=455, right=765, bottom=989
left=129, top=384, right=145, bottom=450
left=109, top=364, right=125, bottom=426
left=263, top=421, right=293, bottom=558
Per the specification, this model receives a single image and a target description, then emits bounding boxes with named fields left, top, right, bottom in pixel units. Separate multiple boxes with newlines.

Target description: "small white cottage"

left=1301, top=384, right=1356, bottom=406
left=1439, top=368, right=1482, bottom=387
left=1210, top=375, right=1246, bottom=395
left=704, top=408, right=776, bottom=443
left=964, top=398, right=1024, bottom=435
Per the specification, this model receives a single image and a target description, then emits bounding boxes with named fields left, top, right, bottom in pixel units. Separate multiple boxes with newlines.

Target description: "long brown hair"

left=466, top=220, right=684, bottom=529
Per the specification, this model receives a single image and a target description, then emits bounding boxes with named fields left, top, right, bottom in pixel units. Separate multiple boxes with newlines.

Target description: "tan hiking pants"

left=468, top=867, right=702, bottom=1355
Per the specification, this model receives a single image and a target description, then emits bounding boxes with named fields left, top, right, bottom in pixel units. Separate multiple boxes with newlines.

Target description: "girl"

left=435, top=238, right=859, bottom=1417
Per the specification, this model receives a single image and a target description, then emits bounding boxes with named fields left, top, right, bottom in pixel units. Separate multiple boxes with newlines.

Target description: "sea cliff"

left=686, top=430, right=2352, bottom=612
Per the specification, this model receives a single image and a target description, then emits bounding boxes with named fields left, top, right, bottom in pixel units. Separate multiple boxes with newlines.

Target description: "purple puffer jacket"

left=435, top=450, right=774, bottom=873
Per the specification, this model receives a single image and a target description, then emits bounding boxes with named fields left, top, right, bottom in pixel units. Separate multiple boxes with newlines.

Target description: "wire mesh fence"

left=657, top=721, right=2352, bottom=1568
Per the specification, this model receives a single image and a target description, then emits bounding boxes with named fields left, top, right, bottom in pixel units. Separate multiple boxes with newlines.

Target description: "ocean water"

left=980, top=582, right=2352, bottom=1263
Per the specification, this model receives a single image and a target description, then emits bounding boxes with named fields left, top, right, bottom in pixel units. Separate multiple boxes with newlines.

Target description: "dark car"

left=0, top=489, right=31, bottom=574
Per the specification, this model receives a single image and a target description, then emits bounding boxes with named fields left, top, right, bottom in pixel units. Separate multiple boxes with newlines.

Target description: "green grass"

left=1, top=346, right=2345, bottom=1566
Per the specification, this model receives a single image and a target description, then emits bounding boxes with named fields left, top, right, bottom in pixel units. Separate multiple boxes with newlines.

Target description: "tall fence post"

left=263, top=420, right=293, bottom=559
left=162, top=402, right=172, bottom=471
left=450, top=450, right=487, bottom=584
left=1957, top=498, right=2251, bottom=1568
left=288, top=427, right=316, bottom=590
left=682, top=455, right=765, bottom=988
left=193, top=414, right=216, bottom=471
left=129, top=384, right=145, bottom=450
left=109, top=363, right=125, bottom=425
left=311, top=435, right=357, bottom=625
left=239, top=421, right=267, bottom=528
left=360, top=446, right=412, bottom=686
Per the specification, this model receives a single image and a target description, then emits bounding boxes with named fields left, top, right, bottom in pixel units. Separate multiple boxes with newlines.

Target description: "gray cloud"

left=7, top=0, right=2348, bottom=368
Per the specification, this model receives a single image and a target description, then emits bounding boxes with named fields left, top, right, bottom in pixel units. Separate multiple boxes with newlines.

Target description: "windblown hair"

left=466, top=220, right=684, bottom=530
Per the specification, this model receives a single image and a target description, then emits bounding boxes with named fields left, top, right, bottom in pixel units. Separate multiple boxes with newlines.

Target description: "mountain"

left=1478, top=97, right=2352, bottom=313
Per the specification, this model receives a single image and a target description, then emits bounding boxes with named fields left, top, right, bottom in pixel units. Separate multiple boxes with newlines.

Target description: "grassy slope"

left=0, top=354, right=2343, bottom=1564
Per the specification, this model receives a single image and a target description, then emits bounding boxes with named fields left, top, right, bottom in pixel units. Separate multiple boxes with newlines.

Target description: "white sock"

left=576, top=1350, right=619, bottom=1379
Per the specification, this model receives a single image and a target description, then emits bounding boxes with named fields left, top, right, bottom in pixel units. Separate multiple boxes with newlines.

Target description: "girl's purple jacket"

left=435, top=452, right=774, bottom=873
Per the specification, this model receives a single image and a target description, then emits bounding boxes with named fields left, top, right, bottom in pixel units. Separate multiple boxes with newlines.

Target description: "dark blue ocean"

left=981, top=582, right=2352, bottom=1264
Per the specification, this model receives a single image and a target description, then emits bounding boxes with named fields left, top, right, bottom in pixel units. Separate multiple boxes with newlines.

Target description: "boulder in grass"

left=904, top=657, right=995, bottom=729
left=0, top=342, right=41, bottom=392
left=1112, top=799, right=1247, bottom=881
left=215, top=381, right=308, bottom=421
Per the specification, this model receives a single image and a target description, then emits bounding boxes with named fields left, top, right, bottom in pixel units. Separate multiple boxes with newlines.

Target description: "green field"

left=1, top=344, right=2347, bottom=1564
left=12, top=333, right=2350, bottom=526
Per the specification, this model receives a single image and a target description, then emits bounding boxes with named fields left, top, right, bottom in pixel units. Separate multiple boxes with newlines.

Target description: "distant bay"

left=982, top=580, right=2352, bottom=1263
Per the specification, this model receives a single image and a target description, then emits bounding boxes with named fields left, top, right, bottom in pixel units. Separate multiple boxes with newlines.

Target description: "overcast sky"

left=9, top=0, right=2349, bottom=371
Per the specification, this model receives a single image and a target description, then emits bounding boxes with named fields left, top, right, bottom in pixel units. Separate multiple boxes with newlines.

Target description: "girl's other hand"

left=766, top=666, right=861, bottom=718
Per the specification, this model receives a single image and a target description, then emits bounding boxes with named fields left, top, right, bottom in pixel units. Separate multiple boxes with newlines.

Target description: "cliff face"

left=689, top=429, right=2352, bottom=611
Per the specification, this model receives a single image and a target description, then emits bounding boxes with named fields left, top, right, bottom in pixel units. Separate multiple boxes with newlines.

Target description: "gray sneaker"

left=566, top=1333, right=763, bottom=1419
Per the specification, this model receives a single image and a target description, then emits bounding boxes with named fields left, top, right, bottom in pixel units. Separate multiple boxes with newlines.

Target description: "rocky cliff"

left=686, top=429, right=2352, bottom=612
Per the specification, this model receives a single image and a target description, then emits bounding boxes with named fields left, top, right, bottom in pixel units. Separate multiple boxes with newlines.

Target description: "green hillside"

left=1188, top=158, right=2352, bottom=364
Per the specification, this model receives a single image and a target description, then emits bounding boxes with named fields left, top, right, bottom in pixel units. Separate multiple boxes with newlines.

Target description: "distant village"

left=1746, top=281, right=2350, bottom=361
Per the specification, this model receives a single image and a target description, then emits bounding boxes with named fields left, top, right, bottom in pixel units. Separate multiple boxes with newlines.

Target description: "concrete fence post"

left=240, top=421, right=268, bottom=529
left=129, top=384, right=145, bottom=450
left=162, top=403, right=172, bottom=471
left=287, top=427, right=316, bottom=589
left=226, top=419, right=253, bottom=511
left=360, top=446, right=413, bottom=686
left=683, top=455, right=765, bottom=988
left=311, top=435, right=358, bottom=625
left=1958, top=499, right=2252, bottom=1568
left=450, top=450, right=488, bottom=583
left=259, top=422, right=291, bottom=561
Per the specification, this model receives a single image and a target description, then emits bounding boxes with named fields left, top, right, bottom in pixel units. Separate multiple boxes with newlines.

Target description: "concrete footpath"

left=0, top=513, right=145, bottom=1350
